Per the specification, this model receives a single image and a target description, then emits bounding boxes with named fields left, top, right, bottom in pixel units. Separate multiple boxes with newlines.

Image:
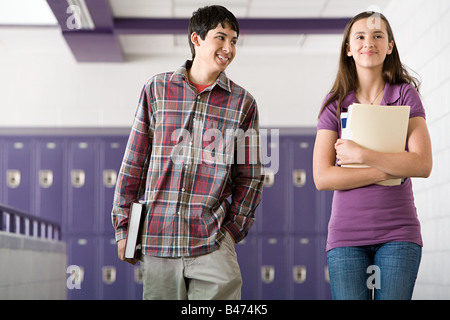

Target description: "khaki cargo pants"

left=141, top=232, right=242, bottom=300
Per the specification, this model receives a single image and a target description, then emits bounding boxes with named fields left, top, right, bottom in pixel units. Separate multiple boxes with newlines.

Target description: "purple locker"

left=258, top=135, right=289, bottom=233
left=35, top=138, right=64, bottom=226
left=318, top=236, right=332, bottom=300
left=67, top=236, right=97, bottom=300
left=259, top=235, right=288, bottom=299
left=318, top=190, right=333, bottom=233
left=251, top=202, right=262, bottom=240
left=127, top=263, right=144, bottom=300
left=290, top=235, right=318, bottom=299
left=235, top=232, right=259, bottom=300
left=4, top=138, right=32, bottom=213
left=290, top=135, right=317, bottom=233
left=99, top=137, right=128, bottom=234
left=67, top=138, right=98, bottom=234
left=98, top=236, right=130, bottom=299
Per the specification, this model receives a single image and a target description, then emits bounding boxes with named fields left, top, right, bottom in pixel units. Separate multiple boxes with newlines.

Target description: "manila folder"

left=345, top=104, right=410, bottom=186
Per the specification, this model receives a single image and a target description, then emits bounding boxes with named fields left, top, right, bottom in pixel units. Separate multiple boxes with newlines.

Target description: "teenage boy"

left=112, top=5, right=264, bottom=300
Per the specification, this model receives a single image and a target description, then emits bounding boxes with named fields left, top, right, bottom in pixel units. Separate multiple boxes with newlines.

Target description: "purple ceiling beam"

left=62, top=31, right=124, bottom=62
left=114, top=18, right=189, bottom=35
left=45, top=0, right=71, bottom=32
left=239, top=17, right=350, bottom=34
left=113, top=17, right=350, bottom=35
left=46, top=0, right=123, bottom=62
left=45, top=0, right=350, bottom=63
left=84, top=0, right=114, bottom=30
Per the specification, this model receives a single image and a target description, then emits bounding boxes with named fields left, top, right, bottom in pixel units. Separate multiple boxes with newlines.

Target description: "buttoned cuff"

left=222, top=221, right=245, bottom=244
left=115, top=228, right=127, bottom=242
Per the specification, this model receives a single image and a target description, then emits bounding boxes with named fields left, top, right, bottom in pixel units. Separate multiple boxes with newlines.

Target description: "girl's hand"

left=334, top=139, right=364, bottom=166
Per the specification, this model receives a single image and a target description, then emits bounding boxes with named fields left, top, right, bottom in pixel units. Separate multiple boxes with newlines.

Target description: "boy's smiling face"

left=191, top=23, right=238, bottom=74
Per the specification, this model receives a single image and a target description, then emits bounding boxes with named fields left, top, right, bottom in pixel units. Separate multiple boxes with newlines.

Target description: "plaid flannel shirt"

left=112, top=60, right=264, bottom=257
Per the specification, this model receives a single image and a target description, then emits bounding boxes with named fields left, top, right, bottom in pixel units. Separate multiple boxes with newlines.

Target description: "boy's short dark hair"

left=188, top=5, right=239, bottom=59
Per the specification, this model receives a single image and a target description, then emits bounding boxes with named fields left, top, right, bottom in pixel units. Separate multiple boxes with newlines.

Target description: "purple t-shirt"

left=317, top=82, right=426, bottom=251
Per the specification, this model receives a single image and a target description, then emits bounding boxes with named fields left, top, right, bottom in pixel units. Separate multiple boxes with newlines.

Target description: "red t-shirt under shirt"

left=192, top=82, right=211, bottom=92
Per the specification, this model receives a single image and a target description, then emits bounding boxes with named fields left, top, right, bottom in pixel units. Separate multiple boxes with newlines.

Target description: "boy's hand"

left=117, top=239, right=139, bottom=265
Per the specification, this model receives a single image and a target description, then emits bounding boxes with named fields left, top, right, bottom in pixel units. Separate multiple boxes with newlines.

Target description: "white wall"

left=0, top=27, right=338, bottom=128
left=383, top=0, right=450, bottom=299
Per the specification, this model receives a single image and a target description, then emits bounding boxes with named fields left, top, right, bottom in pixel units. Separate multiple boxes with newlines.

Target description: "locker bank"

left=0, top=127, right=331, bottom=300
left=1, top=0, right=450, bottom=300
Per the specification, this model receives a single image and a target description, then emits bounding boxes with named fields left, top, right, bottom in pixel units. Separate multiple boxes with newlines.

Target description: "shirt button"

left=181, top=188, right=185, bottom=192
left=177, top=211, right=181, bottom=215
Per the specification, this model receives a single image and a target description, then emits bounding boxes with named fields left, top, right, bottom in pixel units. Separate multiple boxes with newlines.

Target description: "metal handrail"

left=0, top=203, right=61, bottom=241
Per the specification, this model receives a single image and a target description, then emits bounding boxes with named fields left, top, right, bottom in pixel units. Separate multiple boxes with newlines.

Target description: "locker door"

left=318, top=190, right=333, bottom=234
left=4, top=138, right=33, bottom=213
left=128, top=263, right=144, bottom=300
left=258, top=135, right=289, bottom=233
left=36, top=138, right=65, bottom=226
left=67, top=236, right=97, bottom=300
left=99, top=137, right=127, bottom=234
left=235, top=233, right=259, bottom=300
left=67, top=138, right=98, bottom=234
left=290, top=135, right=317, bottom=233
left=319, top=236, right=332, bottom=300
left=290, top=235, right=318, bottom=299
left=99, top=236, right=129, bottom=299
left=259, top=235, right=288, bottom=299
left=251, top=203, right=262, bottom=239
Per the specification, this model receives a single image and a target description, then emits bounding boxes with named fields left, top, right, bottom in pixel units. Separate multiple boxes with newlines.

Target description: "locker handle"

left=6, top=169, right=21, bottom=188
left=102, top=266, right=116, bottom=285
left=293, top=169, right=306, bottom=188
left=39, top=170, right=53, bottom=188
left=293, top=265, right=307, bottom=284
left=261, top=265, right=275, bottom=284
left=263, top=170, right=274, bottom=187
left=103, top=169, right=117, bottom=188
left=71, top=169, right=85, bottom=188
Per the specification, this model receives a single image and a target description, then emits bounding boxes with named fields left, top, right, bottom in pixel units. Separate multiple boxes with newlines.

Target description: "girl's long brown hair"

left=319, top=11, right=421, bottom=120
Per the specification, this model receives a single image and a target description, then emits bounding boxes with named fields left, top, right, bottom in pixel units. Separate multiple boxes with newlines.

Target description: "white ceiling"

left=111, top=0, right=391, bottom=56
left=108, top=0, right=391, bottom=18
left=0, top=0, right=57, bottom=25
left=0, top=0, right=393, bottom=58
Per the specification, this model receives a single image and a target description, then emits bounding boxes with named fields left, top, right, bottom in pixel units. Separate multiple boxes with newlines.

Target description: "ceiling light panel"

left=109, top=0, right=172, bottom=18
left=247, top=0, right=327, bottom=18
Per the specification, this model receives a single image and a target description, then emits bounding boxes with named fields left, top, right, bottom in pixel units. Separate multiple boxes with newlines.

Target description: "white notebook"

left=125, top=201, right=145, bottom=259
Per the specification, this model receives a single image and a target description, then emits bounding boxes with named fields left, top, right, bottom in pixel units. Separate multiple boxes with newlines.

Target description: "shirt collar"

left=342, top=82, right=401, bottom=109
left=381, top=82, right=401, bottom=105
left=170, top=60, right=232, bottom=93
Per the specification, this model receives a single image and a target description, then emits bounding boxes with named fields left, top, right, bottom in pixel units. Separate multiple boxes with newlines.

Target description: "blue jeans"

left=327, top=242, right=422, bottom=300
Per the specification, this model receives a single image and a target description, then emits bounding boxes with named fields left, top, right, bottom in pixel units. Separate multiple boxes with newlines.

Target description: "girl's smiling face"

left=346, top=17, right=394, bottom=71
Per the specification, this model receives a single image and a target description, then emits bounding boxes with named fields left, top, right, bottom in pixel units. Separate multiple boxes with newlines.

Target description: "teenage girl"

left=313, top=11, right=432, bottom=300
